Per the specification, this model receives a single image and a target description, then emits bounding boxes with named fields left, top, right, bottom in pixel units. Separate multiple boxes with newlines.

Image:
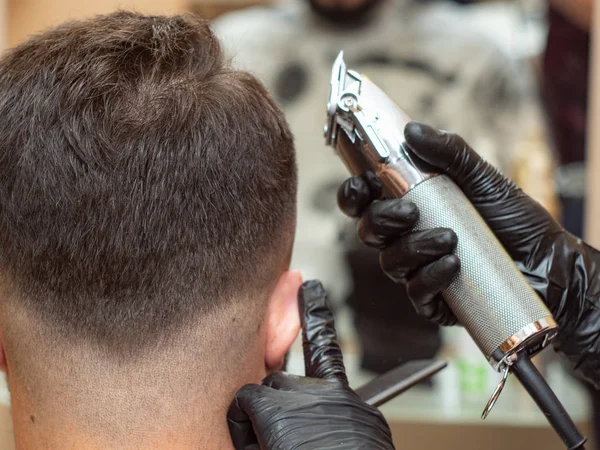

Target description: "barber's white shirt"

left=213, top=0, right=551, bottom=302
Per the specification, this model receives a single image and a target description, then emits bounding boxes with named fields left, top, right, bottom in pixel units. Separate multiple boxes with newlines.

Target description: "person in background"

left=213, top=0, right=557, bottom=375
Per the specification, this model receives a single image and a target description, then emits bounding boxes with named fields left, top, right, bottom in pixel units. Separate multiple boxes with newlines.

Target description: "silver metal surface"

left=404, top=176, right=553, bottom=359
left=326, top=52, right=436, bottom=195
left=324, top=52, right=556, bottom=369
left=482, top=365, right=510, bottom=419
left=491, top=317, right=558, bottom=368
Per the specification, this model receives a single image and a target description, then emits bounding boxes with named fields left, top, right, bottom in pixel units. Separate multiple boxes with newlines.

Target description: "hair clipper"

left=324, top=51, right=586, bottom=449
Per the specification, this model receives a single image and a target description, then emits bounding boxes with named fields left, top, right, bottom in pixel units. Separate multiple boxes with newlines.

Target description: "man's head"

left=0, top=11, right=300, bottom=448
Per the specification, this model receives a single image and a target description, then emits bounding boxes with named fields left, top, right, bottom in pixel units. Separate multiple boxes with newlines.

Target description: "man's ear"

left=264, top=270, right=303, bottom=371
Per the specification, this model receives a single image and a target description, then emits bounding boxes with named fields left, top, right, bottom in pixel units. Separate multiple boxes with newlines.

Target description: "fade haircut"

left=0, top=12, right=296, bottom=353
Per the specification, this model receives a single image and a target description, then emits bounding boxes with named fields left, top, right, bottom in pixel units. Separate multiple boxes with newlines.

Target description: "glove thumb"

left=404, top=121, right=514, bottom=203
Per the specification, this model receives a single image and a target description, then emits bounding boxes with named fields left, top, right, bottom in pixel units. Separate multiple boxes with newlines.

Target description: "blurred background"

left=0, top=0, right=596, bottom=449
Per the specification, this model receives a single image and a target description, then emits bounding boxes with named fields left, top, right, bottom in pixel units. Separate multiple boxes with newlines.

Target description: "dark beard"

left=308, top=0, right=385, bottom=27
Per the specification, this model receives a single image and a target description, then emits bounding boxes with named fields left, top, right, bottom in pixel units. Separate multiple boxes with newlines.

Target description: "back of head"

left=0, top=11, right=296, bottom=448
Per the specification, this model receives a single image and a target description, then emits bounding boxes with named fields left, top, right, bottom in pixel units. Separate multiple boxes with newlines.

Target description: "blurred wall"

left=5, top=0, right=270, bottom=48
left=7, top=0, right=188, bottom=47
left=585, top=3, right=600, bottom=246
left=0, top=0, right=5, bottom=51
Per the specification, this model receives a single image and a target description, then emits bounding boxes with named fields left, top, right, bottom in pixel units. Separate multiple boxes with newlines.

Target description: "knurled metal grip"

left=403, top=175, right=554, bottom=362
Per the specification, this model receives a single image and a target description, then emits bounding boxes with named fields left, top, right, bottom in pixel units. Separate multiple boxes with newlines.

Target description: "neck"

left=13, top=412, right=234, bottom=450
left=9, top=360, right=241, bottom=450
left=2, top=308, right=266, bottom=450
left=12, top=403, right=235, bottom=450
left=1, top=297, right=268, bottom=450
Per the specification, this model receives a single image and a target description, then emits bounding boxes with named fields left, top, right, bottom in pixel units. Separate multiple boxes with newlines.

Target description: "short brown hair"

left=0, top=12, right=296, bottom=352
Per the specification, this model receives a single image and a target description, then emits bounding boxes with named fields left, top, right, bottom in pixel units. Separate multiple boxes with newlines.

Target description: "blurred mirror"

left=212, top=1, right=593, bottom=449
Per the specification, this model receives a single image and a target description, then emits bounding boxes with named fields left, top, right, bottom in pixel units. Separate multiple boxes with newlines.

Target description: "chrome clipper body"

left=325, top=51, right=557, bottom=374
left=325, top=53, right=437, bottom=196
left=324, top=54, right=587, bottom=449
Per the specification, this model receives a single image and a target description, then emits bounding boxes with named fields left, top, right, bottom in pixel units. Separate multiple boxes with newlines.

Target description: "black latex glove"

left=227, top=280, right=395, bottom=450
left=338, top=121, right=600, bottom=388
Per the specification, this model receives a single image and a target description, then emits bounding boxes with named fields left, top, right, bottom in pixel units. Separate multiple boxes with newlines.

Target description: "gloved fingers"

left=404, top=122, right=512, bottom=200
left=379, top=228, right=458, bottom=283
left=406, top=254, right=460, bottom=325
left=411, top=293, right=459, bottom=327
left=337, top=172, right=383, bottom=218
left=356, top=198, right=419, bottom=249
left=338, top=176, right=372, bottom=218
left=299, top=280, right=348, bottom=385
left=404, top=121, right=475, bottom=175
left=227, top=384, right=267, bottom=450
left=262, top=372, right=302, bottom=391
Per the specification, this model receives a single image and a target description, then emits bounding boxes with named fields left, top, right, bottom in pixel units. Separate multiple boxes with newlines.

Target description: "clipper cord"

left=512, top=352, right=587, bottom=449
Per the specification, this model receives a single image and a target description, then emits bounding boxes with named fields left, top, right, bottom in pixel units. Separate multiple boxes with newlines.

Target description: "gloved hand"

left=338, top=121, right=600, bottom=387
left=227, top=280, right=395, bottom=450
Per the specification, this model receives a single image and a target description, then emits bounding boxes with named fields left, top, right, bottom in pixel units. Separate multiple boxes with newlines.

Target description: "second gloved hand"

left=228, top=280, right=395, bottom=450
left=338, top=122, right=600, bottom=387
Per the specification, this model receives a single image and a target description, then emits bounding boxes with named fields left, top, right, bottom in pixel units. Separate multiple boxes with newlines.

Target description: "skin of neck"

left=2, top=299, right=268, bottom=450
